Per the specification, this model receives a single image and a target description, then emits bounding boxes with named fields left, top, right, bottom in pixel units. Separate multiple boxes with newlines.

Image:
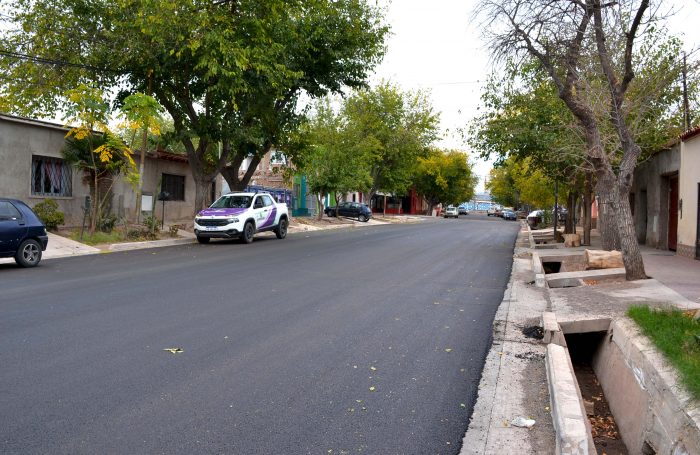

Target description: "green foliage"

left=486, top=156, right=554, bottom=209
left=294, top=98, right=373, bottom=205
left=0, top=0, right=389, bottom=211
left=628, top=305, right=700, bottom=400
left=98, top=214, right=118, bottom=233
left=142, top=215, right=160, bottom=237
left=32, top=199, right=64, bottom=230
left=342, top=82, right=439, bottom=197
left=413, top=149, right=478, bottom=207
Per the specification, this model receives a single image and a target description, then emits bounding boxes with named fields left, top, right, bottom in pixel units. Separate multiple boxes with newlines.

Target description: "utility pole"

left=683, top=52, right=691, bottom=131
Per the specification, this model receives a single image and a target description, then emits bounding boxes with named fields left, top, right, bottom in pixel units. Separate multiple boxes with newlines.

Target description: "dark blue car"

left=0, top=198, right=49, bottom=267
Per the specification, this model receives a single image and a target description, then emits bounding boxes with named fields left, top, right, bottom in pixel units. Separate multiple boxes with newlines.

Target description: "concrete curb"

left=108, top=237, right=195, bottom=251
left=546, top=343, right=596, bottom=455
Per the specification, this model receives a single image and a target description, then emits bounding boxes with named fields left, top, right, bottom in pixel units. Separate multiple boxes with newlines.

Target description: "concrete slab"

left=0, top=232, right=99, bottom=265
left=546, top=269, right=626, bottom=288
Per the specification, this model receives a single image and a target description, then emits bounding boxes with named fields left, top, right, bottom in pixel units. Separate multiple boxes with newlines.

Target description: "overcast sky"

left=370, top=0, right=700, bottom=192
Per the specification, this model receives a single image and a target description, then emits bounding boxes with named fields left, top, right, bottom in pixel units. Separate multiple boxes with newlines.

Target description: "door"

left=0, top=201, right=27, bottom=254
left=668, top=175, right=679, bottom=251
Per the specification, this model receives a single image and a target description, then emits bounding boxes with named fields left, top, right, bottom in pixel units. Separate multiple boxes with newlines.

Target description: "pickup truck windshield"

left=210, top=195, right=252, bottom=209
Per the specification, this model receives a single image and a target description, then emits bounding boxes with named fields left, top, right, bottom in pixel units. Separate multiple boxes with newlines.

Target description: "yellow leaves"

left=444, top=348, right=453, bottom=353
left=163, top=348, right=183, bottom=354
left=65, top=127, right=90, bottom=141
left=369, top=386, right=376, bottom=392
left=94, top=145, right=113, bottom=163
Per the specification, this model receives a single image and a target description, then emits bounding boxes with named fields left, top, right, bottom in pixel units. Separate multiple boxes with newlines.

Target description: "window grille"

left=31, top=156, right=72, bottom=197
left=162, top=173, right=185, bottom=201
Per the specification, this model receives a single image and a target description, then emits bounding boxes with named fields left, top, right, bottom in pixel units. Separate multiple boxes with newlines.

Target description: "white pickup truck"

left=194, top=192, right=289, bottom=244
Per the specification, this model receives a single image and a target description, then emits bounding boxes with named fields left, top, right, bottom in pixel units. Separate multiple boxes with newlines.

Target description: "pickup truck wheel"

left=275, top=218, right=288, bottom=239
left=240, top=221, right=255, bottom=244
left=15, top=239, right=42, bottom=267
left=358, top=214, right=368, bottom=222
left=196, top=236, right=210, bottom=244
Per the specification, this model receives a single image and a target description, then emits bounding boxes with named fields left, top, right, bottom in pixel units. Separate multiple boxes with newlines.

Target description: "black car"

left=0, top=198, right=49, bottom=267
left=324, top=201, right=372, bottom=222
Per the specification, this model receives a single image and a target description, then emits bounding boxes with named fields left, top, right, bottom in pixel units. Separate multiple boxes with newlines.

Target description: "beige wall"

left=679, top=136, right=700, bottom=258
left=0, top=115, right=213, bottom=228
left=0, top=116, right=91, bottom=226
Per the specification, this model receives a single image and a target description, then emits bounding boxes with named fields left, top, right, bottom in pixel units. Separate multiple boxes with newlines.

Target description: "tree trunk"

left=594, top=175, right=621, bottom=251
left=583, top=172, right=593, bottom=246
left=316, top=193, right=324, bottom=220
left=614, top=187, right=647, bottom=280
left=193, top=176, right=212, bottom=215
left=565, top=190, right=576, bottom=234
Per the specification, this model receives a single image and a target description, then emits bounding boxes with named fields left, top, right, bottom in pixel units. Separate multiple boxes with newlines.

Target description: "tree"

left=62, top=84, right=137, bottom=234
left=120, top=92, right=164, bottom=221
left=476, top=0, right=687, bottom=279
left=293, top=99, right=372, bottom=220
left=0, top=0, right=388, bottom=213
left=413, top=149, right=478, bottom=215
left=342, top=82, right=440, bottom=203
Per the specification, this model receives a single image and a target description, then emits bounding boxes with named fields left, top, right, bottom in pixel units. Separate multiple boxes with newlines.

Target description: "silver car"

left=443, top=206, right=459, bottom=218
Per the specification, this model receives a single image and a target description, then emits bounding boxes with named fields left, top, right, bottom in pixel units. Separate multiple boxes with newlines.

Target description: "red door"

left=669, top=175, right=679, bottom=251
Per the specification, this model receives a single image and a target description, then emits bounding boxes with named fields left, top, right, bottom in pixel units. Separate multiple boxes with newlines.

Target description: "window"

left=161, top=174, right=185, bottom=201
left=0, top=201, right=22, bottom=220
left=31, top=156, right=72, bottom=197
left=261, top=195, right=273, bottom=207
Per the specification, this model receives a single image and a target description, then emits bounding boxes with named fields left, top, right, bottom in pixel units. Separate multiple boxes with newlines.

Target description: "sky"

left=370, top=0, right=700, bottom=192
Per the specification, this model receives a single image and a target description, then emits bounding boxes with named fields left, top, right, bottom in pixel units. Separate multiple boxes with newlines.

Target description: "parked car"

left=487, top=205, right=502, bottom=217
left=527, top=210, right=544, bottom=229
left=502, top=209, right=517, bottom=221
left=325, top=201, right=372, bottom=222
left=0, top=198, right=49, bottom=267
left=458, top=205, right=469, bottom=215
left=443, top=206, right=459, bottom=218
left=194, top=192, right=289, bottom=244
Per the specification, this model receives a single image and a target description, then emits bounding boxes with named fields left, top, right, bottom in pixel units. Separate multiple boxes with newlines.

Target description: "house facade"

left=0, top=114, right=210, bottom=227
left=630, top=142, right=681, bottom=251
left=679, top=129, right=700, bottom=259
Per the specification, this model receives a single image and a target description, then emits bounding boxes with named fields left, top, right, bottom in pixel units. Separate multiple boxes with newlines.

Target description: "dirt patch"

left=574, top=364, right=628, bottom=454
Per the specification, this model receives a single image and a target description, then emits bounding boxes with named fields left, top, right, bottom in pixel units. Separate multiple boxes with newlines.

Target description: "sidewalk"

left=461, top=225, right=700, bottom=454
left=2, top=215, right=419, bottom=264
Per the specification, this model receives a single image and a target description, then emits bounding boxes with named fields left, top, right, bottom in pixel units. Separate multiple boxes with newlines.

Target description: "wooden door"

left=669, top=175, right=679, bottom=251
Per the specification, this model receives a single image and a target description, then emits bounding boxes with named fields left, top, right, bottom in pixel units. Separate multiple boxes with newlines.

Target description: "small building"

left=0, top=113, right=209, bottom=227
left=679, top=128, right=700, bottom=259
left=630, top=142, right=680, bottom=251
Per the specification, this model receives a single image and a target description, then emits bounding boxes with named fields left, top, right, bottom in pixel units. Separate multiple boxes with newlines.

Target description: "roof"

left=151, top=149, right=188, bottom=163
left=0, top=113, right=71, bottom=132
left=680, top=125, right=700, bottom=142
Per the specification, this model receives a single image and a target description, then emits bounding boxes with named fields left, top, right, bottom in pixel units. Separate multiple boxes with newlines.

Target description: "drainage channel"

left=565, top=331, right=629, bottom=455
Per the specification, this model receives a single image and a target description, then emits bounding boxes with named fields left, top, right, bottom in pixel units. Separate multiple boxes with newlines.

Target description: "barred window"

left=31, top=155, right=72, bottom=197
left=162, top=173, right=185, bottom=201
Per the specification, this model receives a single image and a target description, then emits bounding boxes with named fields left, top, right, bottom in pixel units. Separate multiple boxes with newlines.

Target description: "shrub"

left=33, top=199, right=65, bottom=230
left=99, top=214, right=118, bottom=233
left=143, top=215, right=160, bottom=235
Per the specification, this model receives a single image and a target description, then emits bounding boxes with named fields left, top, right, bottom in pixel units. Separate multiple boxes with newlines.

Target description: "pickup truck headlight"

left=228, top=217, right=239, bottom=223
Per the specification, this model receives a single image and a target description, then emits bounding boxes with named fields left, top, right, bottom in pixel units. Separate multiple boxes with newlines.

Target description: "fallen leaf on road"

left=460, top=403, right=466, bottom=408
left=163, top=348, right=183, bottom=354
left=369, top=386, right=376, bottom=392
left=370, top=366, right=377, bottom=371
left=433, top=302, right=440, bottom=305
left=444, top=348, right=453, bottom=353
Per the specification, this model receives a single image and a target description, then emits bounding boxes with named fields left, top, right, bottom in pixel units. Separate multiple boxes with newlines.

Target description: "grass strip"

left=628, top=305, right=700, bottom=401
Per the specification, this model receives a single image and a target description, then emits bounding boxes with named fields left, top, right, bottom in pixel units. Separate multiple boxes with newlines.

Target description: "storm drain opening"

left=565, top=331, right=629, bottom=455
left=542, top=261, right=562, bottom=274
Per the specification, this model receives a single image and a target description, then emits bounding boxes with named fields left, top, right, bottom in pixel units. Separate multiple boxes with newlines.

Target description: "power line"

left=0, top=50, right=119, bottom=73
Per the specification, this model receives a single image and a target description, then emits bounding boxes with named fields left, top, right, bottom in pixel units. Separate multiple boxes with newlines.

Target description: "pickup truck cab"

left=194, top=192, right=289, bottom=244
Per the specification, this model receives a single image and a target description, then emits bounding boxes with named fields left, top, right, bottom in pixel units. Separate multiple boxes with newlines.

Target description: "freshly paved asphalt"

left=0, top=214, right=519, bottom=455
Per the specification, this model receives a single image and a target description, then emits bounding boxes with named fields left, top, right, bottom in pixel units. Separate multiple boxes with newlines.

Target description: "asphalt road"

left=1, top=214, right=520, bottom=455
